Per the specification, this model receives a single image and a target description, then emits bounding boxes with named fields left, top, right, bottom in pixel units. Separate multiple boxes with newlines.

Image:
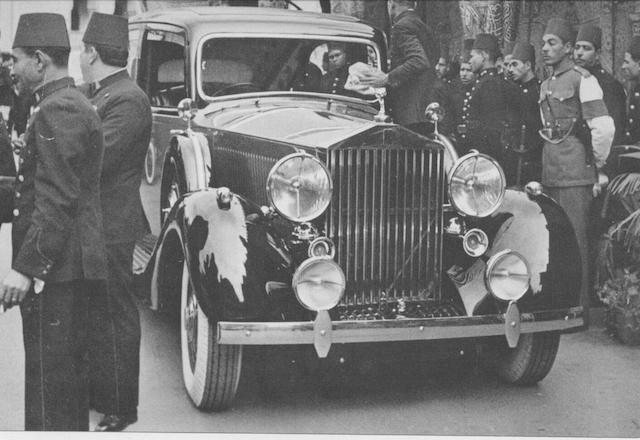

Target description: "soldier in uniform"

left=454, top=42, right=476, bottom=137
left=0, top=13, right=107, bottom=430
left=459, top=33, right=521, bottom=183
left=621, top=36, right=640, bottom=145
left=539, top=18, right=614, bottom=326
left=430, top=54, right=459, bottom=135
left=506, top=42, right=543, bottom=184
left=320, top=42, right=350, bottom=96
left=79, top=13, right=152, bottom=431
left=574, top=24, right=626, bottom=145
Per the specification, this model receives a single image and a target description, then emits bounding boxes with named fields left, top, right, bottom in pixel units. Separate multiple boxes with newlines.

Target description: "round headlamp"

left=448, top=152, right=506, bottom=217
left=485, top=249, right=530, bottom=302
left=266, top=153, right=332, bottom=222
left=293, top=257, right=345, bottom=311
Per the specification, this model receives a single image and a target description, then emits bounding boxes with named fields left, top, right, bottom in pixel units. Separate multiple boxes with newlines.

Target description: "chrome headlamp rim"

left=292, top=256, right=346, bottom=311
left=266, top=152, right=333, bottom=223
left=447, top=151, right=506, bottom=218
left=484, top=249, right=531, bottom=302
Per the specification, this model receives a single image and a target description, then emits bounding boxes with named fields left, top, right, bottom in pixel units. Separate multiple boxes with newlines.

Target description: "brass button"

left=12, top=209, right=19, bottom=216
left=15, top=192, right=20, bottom=198
left=18, top=175, right=24, bottom=182
left=631, top=105, right=636, bottom=110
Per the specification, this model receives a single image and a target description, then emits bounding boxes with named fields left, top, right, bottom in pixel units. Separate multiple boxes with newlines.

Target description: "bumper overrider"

left=217, top=305, right=584, bottom=358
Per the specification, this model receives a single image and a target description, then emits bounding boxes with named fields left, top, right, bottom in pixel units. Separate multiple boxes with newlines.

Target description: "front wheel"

left=180, top=260, right=242, bottom=411
left=495, top=331, right=560, bottom=386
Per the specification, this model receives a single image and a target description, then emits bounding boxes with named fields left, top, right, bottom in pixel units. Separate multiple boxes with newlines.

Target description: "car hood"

left=194, top=93, right=380, bottom=149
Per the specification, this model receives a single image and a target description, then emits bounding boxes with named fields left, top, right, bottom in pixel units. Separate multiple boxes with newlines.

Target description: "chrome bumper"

left=217, top=305, right=584, bottom=358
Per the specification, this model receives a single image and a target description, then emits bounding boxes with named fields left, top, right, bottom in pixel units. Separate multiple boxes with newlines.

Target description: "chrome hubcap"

left=184, top=282, right=198, bottom=372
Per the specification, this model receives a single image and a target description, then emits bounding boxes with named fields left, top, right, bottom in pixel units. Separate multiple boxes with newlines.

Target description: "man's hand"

left=0, top=269, right=32, bottom=309
left=358, top=70, right=389, bottom=88
left=592, top=171, right=609, bottom=197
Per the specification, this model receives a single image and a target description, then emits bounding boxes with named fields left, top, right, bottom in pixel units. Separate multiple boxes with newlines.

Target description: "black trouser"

left=88, top=242, right=140, bottom=416
left=20, top=280, right=95, bottom=431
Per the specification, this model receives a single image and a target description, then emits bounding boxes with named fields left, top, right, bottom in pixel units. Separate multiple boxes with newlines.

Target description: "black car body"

left=130, top=7, right=584, bottom=411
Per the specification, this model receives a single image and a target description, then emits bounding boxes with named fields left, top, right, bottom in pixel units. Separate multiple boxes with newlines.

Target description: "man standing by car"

left=358, top=0, right=436, bottom=127
left=506, top=42, right=543, bottom=183
left=539, top=18, right=614, bottom=326
left=1, top=13, right=107, bottom=430
left=621, top=36, right=640, bottom=145
left=574, top=23, right=626, bottom=145
left=460, top=33, right=521, bottom=183
left=80, top=12, right=152, bottom=432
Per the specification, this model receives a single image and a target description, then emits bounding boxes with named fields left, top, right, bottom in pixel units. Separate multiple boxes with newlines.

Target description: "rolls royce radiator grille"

left=326, top=144, right=444, bottom=309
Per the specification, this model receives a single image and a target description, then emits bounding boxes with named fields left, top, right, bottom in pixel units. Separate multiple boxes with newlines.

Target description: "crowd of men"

left=0, top=12, right=150, bottom=432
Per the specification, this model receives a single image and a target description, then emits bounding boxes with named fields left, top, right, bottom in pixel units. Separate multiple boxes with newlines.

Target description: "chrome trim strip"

left=217, top=307, right=584, bottom=346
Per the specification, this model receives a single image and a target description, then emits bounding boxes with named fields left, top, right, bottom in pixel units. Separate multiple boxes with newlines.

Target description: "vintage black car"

left=130, top=7, right=584, bottom=411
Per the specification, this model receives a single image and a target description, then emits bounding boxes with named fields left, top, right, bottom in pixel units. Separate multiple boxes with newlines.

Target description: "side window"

left=138, top=25, right=187, bottom=108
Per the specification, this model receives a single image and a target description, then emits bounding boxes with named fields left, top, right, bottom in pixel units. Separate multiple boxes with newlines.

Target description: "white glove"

left=592, top=171, right=609, bottom=197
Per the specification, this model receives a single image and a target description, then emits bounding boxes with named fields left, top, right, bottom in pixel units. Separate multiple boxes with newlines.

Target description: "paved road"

left=1, top=223, right=640, bottom=436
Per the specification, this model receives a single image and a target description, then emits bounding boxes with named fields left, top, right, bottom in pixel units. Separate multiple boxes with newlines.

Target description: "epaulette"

left=573, top=65, right=591, bottom=78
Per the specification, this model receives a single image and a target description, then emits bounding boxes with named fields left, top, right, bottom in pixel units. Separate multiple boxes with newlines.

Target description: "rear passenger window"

left=138, top=25, right=187, bottom=108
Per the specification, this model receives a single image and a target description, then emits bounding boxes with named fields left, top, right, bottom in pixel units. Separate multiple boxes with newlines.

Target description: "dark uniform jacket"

left=429, top=76, right=459, bottom=135
left=320, top=65, right=349, bottom=96
left=459, top=68, right=521, bottom=172
left=509, top=76, right=543, bottom=183
left=623, top=83, right=640, bottom=145
left=387, top=9, right=437, bottom=126
left=90, top=70, right=152, bottom=244
left=0, top=116, right=15, bottom=222
left=587, top=64, right=626, bottom=145
left=11, top=77, right=106, bottom=282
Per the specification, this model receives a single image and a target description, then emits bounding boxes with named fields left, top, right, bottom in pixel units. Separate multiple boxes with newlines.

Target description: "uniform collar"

left=92, top=68, right=129, bottom=94
left=32, top=76, right=75, bottom=105
left=551, top=58, right=574, bottom=77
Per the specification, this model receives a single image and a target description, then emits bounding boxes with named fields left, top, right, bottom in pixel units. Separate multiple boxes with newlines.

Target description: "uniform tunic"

left=459, top=67, right=521, bottom=182
left=86, top=69, right=152, bottom=417
left=14, top=76, right=106, bottom=431
left=539, top=60, right=614, bottom=326
left=623, top=83, right=640, bottom=145
left=320, top=65, right=349, bottom=96
left=429, top=76, right=459, bottom=135
left=508, top=76, right=542, bottom=184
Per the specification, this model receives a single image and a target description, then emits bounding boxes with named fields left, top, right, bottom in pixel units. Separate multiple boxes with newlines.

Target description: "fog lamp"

left=293, top=257, right=345, bottom=311
left=462, top=228, right=488, bottom=257
left=485, top=249, right=530, bottom=302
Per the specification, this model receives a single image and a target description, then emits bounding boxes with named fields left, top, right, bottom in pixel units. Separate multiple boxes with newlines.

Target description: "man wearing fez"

left=459, top=33, right=521, bottom=183
left=621, top=36, right=640, bottom=145
left=539, top=18, right=614, bottom=326
left=1, top=13, right=107, bottom=430
left=80, top=12, right=152, bottom=431
left=574, top=23, right=626, bottom=145
left=359, top=0, right=437, bottom=127
left=506, top=42, right=543, bottom=183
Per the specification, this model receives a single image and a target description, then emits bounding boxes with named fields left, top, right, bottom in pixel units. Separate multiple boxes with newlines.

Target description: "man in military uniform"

left=506, top=42, right=543, bottom=184
left=574, top=24, right=626, bottom=145
left=539, top=18, right=614, bottom=326
left=429, top=54, right=459, bottom=135
left=79, top=12, right=152, bottom=432
left=0, top=13, right=107, bottom=430
left=621, top=36, right=640, bottom=145
left=320, top=42, right=350, bottom=96
left=358, top=0, right=437, bottom=126
left=460, top=33, right=521, bottom=183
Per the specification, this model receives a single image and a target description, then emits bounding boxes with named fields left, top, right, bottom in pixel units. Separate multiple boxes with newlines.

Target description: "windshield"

left=197, top=37, right=381, bottom=100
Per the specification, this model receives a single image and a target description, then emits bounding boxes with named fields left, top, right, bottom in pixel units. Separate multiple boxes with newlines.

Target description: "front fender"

left=446, top=189, right=581, bottom=315
left=170, top=131, right=211, bottom=192
left=149, top=188, right=293, bottom=322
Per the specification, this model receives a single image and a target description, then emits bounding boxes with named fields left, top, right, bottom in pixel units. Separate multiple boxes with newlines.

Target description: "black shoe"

left=95, top=413, right=138, bottom=432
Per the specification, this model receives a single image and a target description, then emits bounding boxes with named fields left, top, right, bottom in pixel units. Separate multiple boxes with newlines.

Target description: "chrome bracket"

left=504, top=301, right=521, bottom=348
left=313, top=310, right=332, bottom=358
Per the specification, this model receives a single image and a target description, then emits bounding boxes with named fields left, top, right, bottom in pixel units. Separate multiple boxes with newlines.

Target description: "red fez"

left=503, top=41, right=516, bottom=57
left=576, top=23, right=602, bottom=50
left=511, top=42, right=536, bottom=64
left=460, top=50, right=472, bottom=64
left=13, top=13, right=70, bottom=49
left=463, top=39, right=475, bottom=51
left=628, top=36, right=640, bottom=61
left=473, top=33, right=499, bottom=57
left=83, top=13, right=128, bottom=51
left=544, top=18, right=575, bottom=44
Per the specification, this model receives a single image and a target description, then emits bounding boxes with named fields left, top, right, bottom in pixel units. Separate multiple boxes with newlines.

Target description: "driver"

left=320, top=42, right=350, bottom=96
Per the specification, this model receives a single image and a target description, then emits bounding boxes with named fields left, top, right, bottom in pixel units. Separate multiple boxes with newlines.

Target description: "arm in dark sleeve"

left=387, top=24, right=429, bottom=89
left=101, top=94, right=151, bottom=176
left=0, top=119, right=15, bottom=223
left=13, top=102, right=89, bottom=279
